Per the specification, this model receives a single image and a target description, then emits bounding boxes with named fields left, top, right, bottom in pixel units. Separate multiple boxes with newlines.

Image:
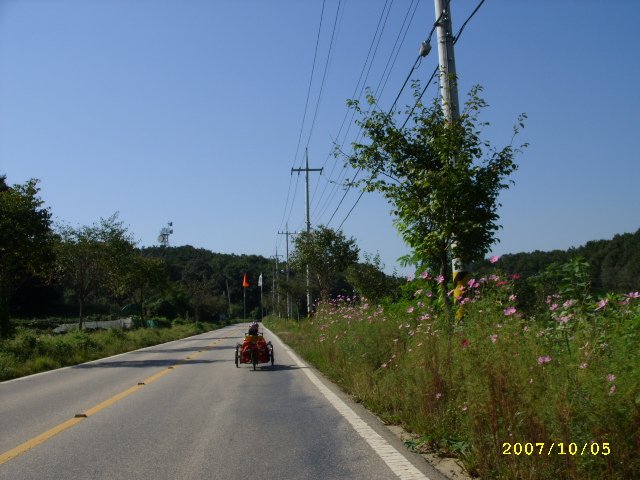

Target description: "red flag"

left=243, top=274, right=249, bottom=288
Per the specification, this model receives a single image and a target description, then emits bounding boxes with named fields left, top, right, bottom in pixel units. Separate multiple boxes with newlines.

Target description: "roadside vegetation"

left=265, top=261, right=640, bottom=479
left=0, top=319, right=218, bottom=381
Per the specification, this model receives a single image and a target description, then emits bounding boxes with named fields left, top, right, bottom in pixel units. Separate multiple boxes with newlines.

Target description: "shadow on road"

left=131, top=344, right=238, bottom=354
left=73, top=358, right=226, bottom=369
left=241, top=364, right=304, bottom=372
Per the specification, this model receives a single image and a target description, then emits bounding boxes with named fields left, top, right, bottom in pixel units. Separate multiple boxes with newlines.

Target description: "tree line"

left=475, top=229, right=640, bottom=294
left=0, top=174, right=401, bottom=336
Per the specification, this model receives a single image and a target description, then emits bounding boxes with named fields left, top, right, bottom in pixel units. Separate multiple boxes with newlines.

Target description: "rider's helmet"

left=248, top=322, right=259, bottom=335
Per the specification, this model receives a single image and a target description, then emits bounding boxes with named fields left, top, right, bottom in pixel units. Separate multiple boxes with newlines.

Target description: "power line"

left=335, top=0, right=488, bottom=230
left=320, top=3, right=451, bottom=227
left=305, top=0, right=395, bottom=228
left=277, top=0, right=327, bottom=238
left=312, top=0, right=421, bottom=223
left=304, top=0, right=343, bottom=151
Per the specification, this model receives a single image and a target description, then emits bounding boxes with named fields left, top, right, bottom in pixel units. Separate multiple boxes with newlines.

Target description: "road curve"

left=0, top=323, right=448, bottom=480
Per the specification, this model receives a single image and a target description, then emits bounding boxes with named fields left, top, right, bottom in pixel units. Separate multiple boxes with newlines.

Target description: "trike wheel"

left=251, top=348, right=258, bottom=371
left=234, top=345, right=239, bottom=367
left=268, top=342, right=274, bottom=366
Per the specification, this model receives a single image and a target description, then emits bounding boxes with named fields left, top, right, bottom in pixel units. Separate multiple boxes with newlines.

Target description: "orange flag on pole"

left=243, top=274, right=249, bottom=288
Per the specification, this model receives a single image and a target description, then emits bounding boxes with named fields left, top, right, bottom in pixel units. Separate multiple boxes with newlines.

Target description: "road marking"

left=0, top=333, right=232, bottom=466
left=270, top=330, right=432, bottom=480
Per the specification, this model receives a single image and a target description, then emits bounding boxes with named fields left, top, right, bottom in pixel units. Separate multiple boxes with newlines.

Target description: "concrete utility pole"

left=434, top=0, right=469, bottom=305
left=278, top=223, right=298, bottom=319
left=275, top=249, right=282, bottom=317
left=270, top=253, right=283, bottom=317
left=291, top=148, right=323, bottom=316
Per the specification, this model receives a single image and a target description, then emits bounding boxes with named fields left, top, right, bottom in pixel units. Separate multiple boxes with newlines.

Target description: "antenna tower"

left=157, top=222, right=174, bottom=247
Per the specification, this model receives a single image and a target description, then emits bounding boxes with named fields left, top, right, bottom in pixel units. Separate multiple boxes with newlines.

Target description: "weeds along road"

left=0, top=324, right=447, bottom=480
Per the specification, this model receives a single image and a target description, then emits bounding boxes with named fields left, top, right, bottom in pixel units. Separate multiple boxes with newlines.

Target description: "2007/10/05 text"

left=502, top=442, right=610, bottom=456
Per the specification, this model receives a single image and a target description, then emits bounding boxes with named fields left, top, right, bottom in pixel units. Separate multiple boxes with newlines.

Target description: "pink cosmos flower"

left=557, top=316, right=570, bottom=324
left=381, top=363, right=387, bottom=368
left=417, top=302, right=425, bottom=308
left=467, top=278, right=480, bottom=289
left=579, top=363, right=588, bottom=369
left=421, top=271, right=431, bottom=279
left=407, top=273, right=415, bottom=282
left=503, top=307, right=517, bottom=316
left=490, top=334, right=498, bottom=343
left=595, top=299, right=609, bottom=311
left=489, top=255, right=500, bottom=264
left=435, top=275, right=445, bottom=284
left=563, top=299, right=575, bottom=308
left=537, top=355, right=552, bottom=365
left=606, top=374, right=616, bottom=382
left=508, top=294, right=517, bottom=302
left=414, top=289, right=423, bottom=297
left=549, top=303, right=559, bottom=312
left=407, top=306, right=415, bottom=313
left=426, top=291, right=433, bottom=298
left=624, top=291, right=640, bottom=299
left=435, top=393, right=442, bottom=400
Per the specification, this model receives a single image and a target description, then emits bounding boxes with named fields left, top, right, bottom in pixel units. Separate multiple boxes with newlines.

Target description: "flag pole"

left=259, top=273, right=263, bottom=320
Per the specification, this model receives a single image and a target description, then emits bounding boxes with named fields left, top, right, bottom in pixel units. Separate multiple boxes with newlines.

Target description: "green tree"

left=182, top=259, right=216, bottom=322
left=343, top=85, right=525, bottom=307
left=291, top=226, right=359, bottom=300
left=120, top=255, right=169, bottom=323
left=346, top=253, right=391, bottom=304
left=55, top=214, right=135, bottom=329
left=0, top=177, right=54, bottom=336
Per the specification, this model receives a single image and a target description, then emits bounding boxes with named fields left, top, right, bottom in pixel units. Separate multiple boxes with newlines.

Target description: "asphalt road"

left=0, top=324, right=448, bottom=480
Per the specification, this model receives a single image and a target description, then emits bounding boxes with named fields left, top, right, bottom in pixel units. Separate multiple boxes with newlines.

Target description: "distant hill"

left=477, top=229, right=640, bottom=293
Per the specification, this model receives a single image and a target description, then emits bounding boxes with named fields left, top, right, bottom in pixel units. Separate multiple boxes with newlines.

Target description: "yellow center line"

left=0, top=334, right=233, bottom=466
left=0, top=417, right=85, bottom=464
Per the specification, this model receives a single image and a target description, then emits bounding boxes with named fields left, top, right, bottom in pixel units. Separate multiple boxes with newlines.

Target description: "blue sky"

left=1, top=0, right=639, bottom=275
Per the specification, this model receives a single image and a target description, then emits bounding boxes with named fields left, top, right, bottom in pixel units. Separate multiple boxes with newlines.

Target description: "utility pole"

left=278, top=223, right=298, bottom=319
left=275, top=249, right=282, bottom=317
left=434, top=0, right=469, bottom=313
left=291, top=148, right=323, bottom=316
left=270, top=253, right=283, bottom=317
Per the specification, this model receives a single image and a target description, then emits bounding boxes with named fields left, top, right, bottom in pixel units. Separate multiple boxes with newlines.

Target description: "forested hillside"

left=140, top=245, right=276, bottom=320
left=477, top=229, right=640, bottom=293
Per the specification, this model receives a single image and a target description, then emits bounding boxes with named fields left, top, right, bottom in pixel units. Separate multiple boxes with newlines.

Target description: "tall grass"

left=266, top=272, right=640, bottom=479
left=0, top=322, right=216, bottom=381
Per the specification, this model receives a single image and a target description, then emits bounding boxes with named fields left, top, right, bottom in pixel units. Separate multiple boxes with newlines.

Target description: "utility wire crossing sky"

left=1, top=0, right=638, bottom=274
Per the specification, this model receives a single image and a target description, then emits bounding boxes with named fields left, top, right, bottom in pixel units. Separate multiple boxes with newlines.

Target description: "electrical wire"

left=277, top=0, right=327, bottom=238
left=308, top=0, right=395, bottom=222
left=335, top=0, right=488, bottom=230
left=304, top=0, right=343, bottom=152
left=312, top=0, right=414, bottom=221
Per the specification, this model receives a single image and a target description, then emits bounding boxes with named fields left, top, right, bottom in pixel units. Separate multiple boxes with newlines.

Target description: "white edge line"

left=265, top=326, right=431, bottom=480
